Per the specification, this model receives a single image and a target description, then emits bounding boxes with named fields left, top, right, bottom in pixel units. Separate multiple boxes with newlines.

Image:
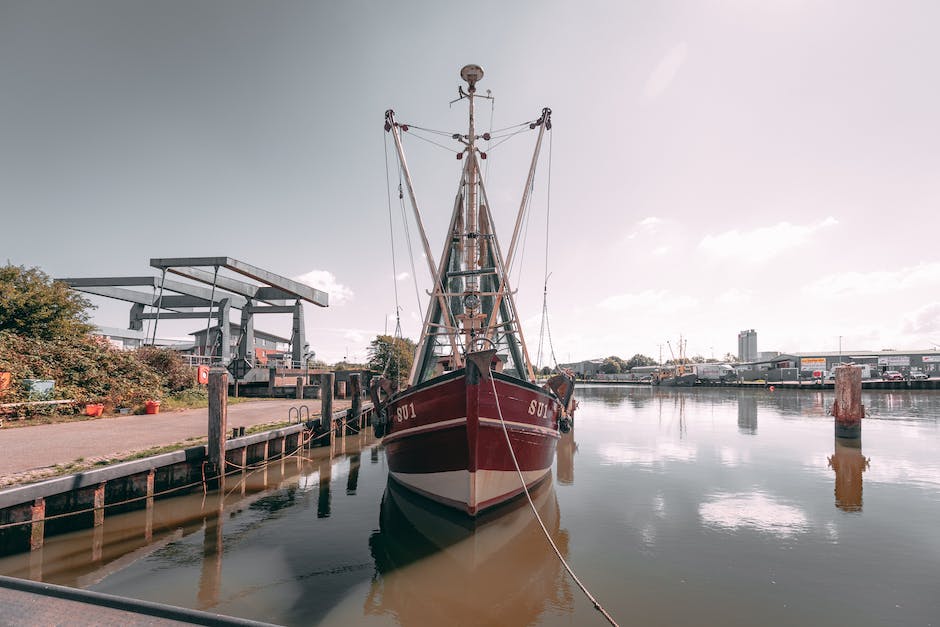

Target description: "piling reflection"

left=738, top=395, right=757, bottom=434
left=828, top=438, right=870, bottom=512
left=556, top=426, right=577, bottom=485
left=366, top=478, right=572, bottom=625
left=347, top=454, right=361, bottom=495
left=318, top=456, right=332, bottom=518
left=196, top=495, right=224, bottom=609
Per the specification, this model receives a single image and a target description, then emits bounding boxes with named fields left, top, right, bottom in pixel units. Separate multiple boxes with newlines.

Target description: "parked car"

left=910, top=370, right=929, bottom=381
left=882, top=370, right=903, bottom=381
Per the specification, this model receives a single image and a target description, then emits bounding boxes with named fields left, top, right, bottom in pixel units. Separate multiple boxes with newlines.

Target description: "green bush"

left=0, top=331, right=163, bottom=412
left=136, top=347, right=195, bottom=393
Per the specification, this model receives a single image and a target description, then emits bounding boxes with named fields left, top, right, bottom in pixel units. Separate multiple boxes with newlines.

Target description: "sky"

left=1, top=0, right=938, bottom=365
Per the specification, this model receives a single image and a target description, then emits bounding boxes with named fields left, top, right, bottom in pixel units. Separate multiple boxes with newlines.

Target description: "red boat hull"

left=382, top=370, right=562, bottom=515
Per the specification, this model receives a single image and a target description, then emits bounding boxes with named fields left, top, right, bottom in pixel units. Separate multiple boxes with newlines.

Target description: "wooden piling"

left=208, top=368, right=228, bottom=489
left=267, top=366, right=277, bottom=396
left=145, top=469, right=155, bottom=542
left=349, top=374, right=362, bottom=430
left=296, top=376, right=305, bottom=399
left=30, top=498, right=45, bottom=552
left=321, top=372, right=334, bottom=447
left=832, top=365, right=864, bottom=438
left=93, top=482, right=105, bottom=527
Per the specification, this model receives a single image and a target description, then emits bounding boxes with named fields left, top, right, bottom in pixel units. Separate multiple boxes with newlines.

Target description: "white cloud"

left=626, top=216, right=664, bottom=240
left=715, top=288, right=752, bottom=305
left=698, top=217, right=838, bottom=262
left=342, top=329, right=366, bottom=344
left=652, top=246, right=671, bottom=256
left=901, top=301, right=940, bottom=336
left=803, top=262, right=940, bottom=298
left=643, top=43, right=689, bottom=101
left=600, top=442, right=697, bottom=466
left=294, top=270, right=354, bottom=305
left=395, top=272, right=410, bottom=282
left=598, top=289, right=699, bottom=313
left=699, top=492, right=808, bottom=537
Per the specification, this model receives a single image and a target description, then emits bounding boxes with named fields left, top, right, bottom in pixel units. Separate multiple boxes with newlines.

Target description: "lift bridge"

left=59, top=257, right=329, bottom=380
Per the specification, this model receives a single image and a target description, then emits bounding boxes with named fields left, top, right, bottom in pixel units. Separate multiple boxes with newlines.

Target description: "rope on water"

left=488, top=372, right=619, bottom=626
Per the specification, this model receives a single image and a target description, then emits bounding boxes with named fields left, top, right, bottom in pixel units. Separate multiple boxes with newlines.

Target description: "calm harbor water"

left=1, top=385, right=939, bottom=626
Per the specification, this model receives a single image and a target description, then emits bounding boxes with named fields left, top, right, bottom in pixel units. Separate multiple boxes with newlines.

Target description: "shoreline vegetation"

left=0, top=264, right=267, bottom=423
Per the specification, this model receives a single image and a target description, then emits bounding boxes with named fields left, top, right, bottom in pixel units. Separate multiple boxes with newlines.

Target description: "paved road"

left=0, top=398, right=350, bottom=478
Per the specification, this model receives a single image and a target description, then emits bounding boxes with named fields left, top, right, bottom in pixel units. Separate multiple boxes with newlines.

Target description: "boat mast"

left=465, top=66, right=480, bottom=301
left=458, top=64, right=485, bottom=353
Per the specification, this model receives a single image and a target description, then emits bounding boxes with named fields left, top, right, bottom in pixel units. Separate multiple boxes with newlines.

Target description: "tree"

left=0, top=264, right=94, bottom=340
left=367, top=335, right=416, bottom=385
left=601, top=356, right=626, bottom=374
left=625, top=353, right=657, bottom=369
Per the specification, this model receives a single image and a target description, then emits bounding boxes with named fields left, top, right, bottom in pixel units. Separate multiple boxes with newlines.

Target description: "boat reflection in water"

left=366, top=478, right=572, bottom=625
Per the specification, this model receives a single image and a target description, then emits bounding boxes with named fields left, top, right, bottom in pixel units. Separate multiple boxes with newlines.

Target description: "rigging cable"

left=487, top=370, right=619, bottom=627
left=400, top=129, right=458, bottom=153
left=383, top=132, right=410, bottom=384
left=398, top=183, right=424, bottom=317
left=394, top=131, right=425, bottom=318
left=537, top=130, right=560, bottom=370
left=383, top=132, right=403, bottom=333
left=509, top=176, right=536, bottom=290
left=483, top=94, right=495, bottom=183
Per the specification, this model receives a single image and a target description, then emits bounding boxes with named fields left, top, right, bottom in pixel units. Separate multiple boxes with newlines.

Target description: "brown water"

left=1, top=386, right=939, bottom=626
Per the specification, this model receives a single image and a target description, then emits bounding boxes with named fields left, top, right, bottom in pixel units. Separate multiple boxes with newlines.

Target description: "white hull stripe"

left=479, top=417, right=560, bottom=438
left=383, top=417, right=467, bottom=443
left=383, top=416, right=558, bottom=443
left=390, top=468, right=550, bottom=510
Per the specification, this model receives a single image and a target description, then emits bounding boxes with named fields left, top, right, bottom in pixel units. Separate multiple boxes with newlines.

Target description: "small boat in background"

left=653, top=335, right=697, bottom=386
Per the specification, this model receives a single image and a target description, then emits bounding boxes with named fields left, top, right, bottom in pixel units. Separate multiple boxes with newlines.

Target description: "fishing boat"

left=370, top=65, right=575, bottom=516
left=652, top=335, right=697, bottom=386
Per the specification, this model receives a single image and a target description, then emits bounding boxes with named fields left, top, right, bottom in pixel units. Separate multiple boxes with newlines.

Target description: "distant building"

left=558, top=359, right=606, bottom=378
left=189, top=324, right=290, bottom=362
left=738, top=329, right=758, bottom=362
left=795, top=350, right=940, bottom=377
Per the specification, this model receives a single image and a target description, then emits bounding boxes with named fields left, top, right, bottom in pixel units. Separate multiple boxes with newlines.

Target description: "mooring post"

left=832, top=364, right=864, bottom=438
left=93, top=482, right=106, bottom=527
left=349, top=373, right=362, bottom=430
left=30, top=497, right=45, bottom=552
left=145, top=469, right=155, bottom=542
left=208, top=368, right=228, bottom=489
left=321, top=372, right=334, bottom=447
left=267, top=366, right=277, bottom=396
left=296, top=376, right=304, bottom=399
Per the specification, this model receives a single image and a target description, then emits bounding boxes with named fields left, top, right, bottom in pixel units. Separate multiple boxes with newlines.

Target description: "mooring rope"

left=487, top=372, right=619, bottom=626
